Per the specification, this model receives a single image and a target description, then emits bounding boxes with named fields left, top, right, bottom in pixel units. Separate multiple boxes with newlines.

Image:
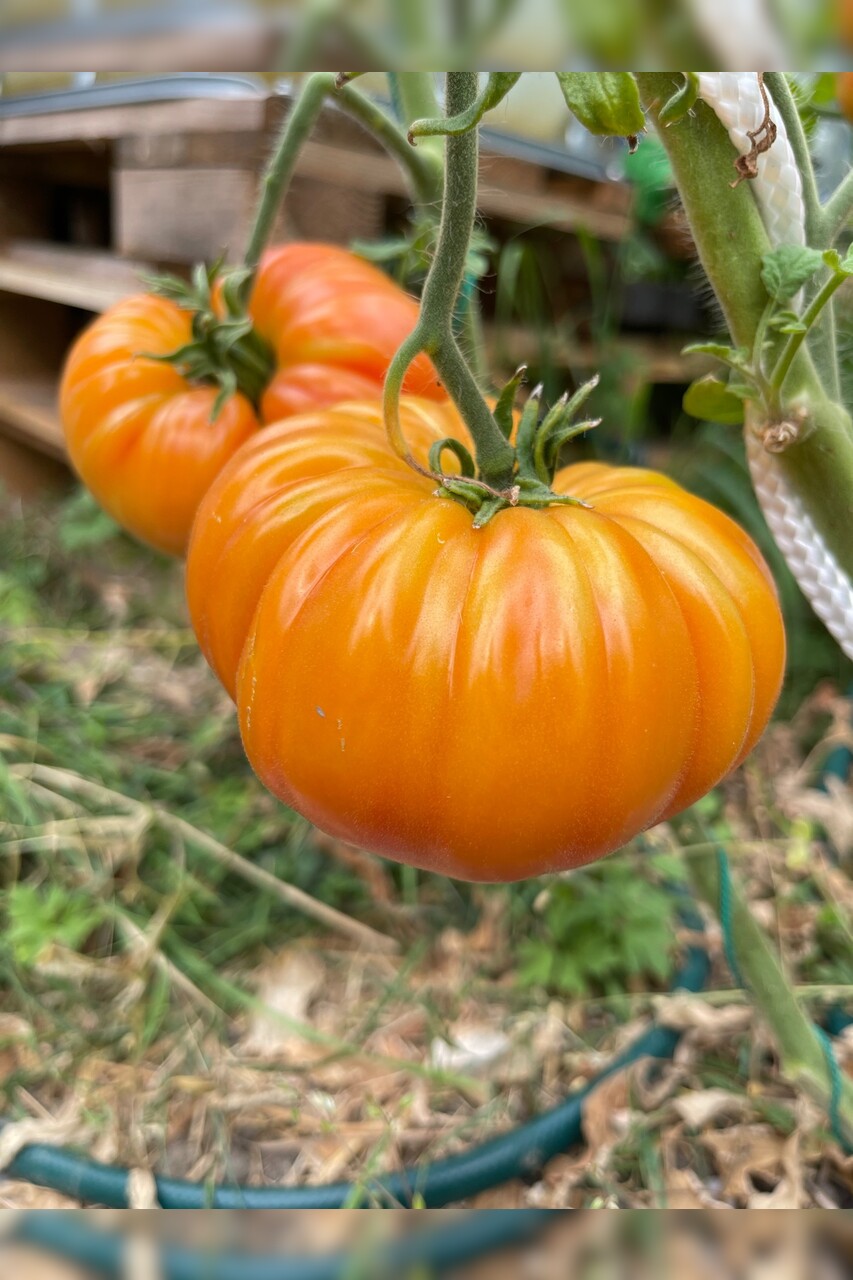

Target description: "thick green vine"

left=384, top=72, right=597, bottom=526
left=636, top=72, right=853, bottom=585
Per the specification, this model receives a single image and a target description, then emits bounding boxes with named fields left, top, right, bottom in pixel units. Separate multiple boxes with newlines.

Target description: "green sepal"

left=532, top=376, right=602, bottom=480
left=436, top=476, right=491, bottom=514
left=493, top=365, right=527, bottom=439
left=513, top=385, right=544, bottom=479
left=556, top=72, right=645, bottom=140
left=470, top=494, right=508, bottom=528
left=658, top=73, right=699, bottom=127
left=541, top=418, right=601, bottom=477
left=143, top=257, right=275, bottom=417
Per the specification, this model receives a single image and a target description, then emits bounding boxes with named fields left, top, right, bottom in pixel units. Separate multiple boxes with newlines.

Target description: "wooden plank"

left=0, top=96, right=268, bottom=148
left=0, top=431, right=69, bottom=503
left=291, top=140, right=631, bottom=241
left=116, top=130, right=272, bottom=171
left=478, top=181, right=629, bottom=241
left=0, top=30, right=278, bottom=77
left=113, top=166, right=257, bottom=262
left=0, top=241, right=148, bottom=311
left=0, top=375, right=65, bottom=459
left=0, top=175, right=52, bottom=240
left=280, top=178, right=386, bottom=247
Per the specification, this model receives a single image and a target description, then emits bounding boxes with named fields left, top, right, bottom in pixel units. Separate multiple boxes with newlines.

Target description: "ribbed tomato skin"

left=251, top=244, right=444, bottom=420
left=187, top=399, right=786, bottom=882
left=59, top=244, right=443, bottom=555
left=60, top=294, right=258, bottom=557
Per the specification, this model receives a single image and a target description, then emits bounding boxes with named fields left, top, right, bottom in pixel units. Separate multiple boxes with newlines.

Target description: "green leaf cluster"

left=682, top=241, right=853, bottom=424
left=5, top=883, right=106, bottom=969
left=516, top=856, right=681, bottom=997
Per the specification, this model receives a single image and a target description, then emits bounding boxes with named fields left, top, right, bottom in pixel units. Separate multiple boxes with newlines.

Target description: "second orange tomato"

left=59, top=243, right=444, bottom=555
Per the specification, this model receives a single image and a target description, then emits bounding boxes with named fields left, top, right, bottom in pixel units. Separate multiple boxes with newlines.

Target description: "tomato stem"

left=387, top=73, right=444, bottom=169
left=635, top=73, right=853, bottom=587
left=384, top=73, right=517, bottom=494
left=688, top=846, right=853, bottom=1147
left=384, top=75, right=600, bottom=524
left=241, top=73, right=443, bottom=303
left=767, top=270, right=847, bottom=409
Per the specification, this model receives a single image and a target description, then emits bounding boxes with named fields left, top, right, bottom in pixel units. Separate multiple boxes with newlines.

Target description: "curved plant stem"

left=389, top=72, right=487, bottom=385
left=384, top=72, right=516, bottom=491
left=688, top=852, right=853, bottom=1148
left=769, top=270, right=848, bottom=406
left=241, top=72, right=442, bottom=299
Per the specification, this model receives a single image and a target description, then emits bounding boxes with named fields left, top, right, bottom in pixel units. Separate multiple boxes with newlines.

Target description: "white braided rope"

left=696, top=73, right=853, bottom=660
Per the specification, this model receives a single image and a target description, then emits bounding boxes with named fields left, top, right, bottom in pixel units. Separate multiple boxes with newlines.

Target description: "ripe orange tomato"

left=187, top=399, right=785, bottom=882
left=59, top=244, right=443, bottom=556
left=251, top=244, right=442, bottom=420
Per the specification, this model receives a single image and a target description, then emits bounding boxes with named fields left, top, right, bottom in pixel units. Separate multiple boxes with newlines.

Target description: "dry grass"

left=0, top=491, right=851, bottom=1212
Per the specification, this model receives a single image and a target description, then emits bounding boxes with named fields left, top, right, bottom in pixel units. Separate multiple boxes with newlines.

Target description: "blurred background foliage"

left=0, top=1, right=851, bottom=73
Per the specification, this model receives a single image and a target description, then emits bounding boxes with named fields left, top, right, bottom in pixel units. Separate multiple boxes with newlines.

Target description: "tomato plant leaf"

left=682, top=342, right=751, bottom=372
left=658, top=73, right=699, bottom=127
left=761, top=245, right=824, bottom=301
left=683, top=375, right=747, bottom=425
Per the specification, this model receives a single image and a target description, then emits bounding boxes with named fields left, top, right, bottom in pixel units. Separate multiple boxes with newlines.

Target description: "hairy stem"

left=769, top=271, right=848, bottom=405
left=636, top=73, right=853, bottom=585
left=384, top=73, right=515, bottom=489
left=689, top=849, right=853, bottom=1148
left=242, top=72, right=441, bottom=294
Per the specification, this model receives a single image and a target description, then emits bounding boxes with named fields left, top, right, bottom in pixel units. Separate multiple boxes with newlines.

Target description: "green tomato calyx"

left=435, top=373, right=600, bottom=527
left=143, top=260, right=276, bottom=419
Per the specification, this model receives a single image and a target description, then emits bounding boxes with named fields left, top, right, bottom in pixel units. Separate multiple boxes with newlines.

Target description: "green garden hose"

left=13, top=1206, right=555, bottom=1280
left=3, top=932, right=708, bottom=1211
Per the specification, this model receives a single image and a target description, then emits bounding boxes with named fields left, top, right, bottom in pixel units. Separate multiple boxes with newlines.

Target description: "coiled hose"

left=3, top=926, right=708, bottom=1211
